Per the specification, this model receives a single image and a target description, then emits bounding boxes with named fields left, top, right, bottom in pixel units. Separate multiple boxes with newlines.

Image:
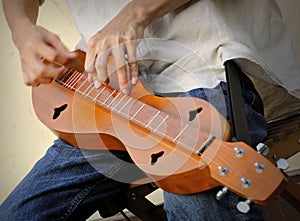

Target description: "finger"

left=88, top=73, right=93, bottom=82
left=88, top=73, right=102, bottom=89
left=84, top=55, right=98, bottom=89
left=85, top=38, right=98, bottom=74
left=36, top=34, right=75, bottom=65
left=95, top=51, right=110, bottom=84
left=21, top=53, right=47, bottom=85
left=112, top=46, right=129, bottom=94
left=47, top=34, right=77, bottom=64
left=23, top=68, right=57, bottom=86
left=22, top=57, right=66, bottom=86
left=41, top=66, right=67, bottom=83
left=125, top=41, right=139, bottom=85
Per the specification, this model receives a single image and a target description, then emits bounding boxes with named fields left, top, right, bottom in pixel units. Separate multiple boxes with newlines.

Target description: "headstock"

left=201, top=136, right=286, bottom=206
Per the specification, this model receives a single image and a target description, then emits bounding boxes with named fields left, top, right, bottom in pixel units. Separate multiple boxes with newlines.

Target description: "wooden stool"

left=264, top=114, right=300, bottom=212
left=97, top=182, right=167, bottom=221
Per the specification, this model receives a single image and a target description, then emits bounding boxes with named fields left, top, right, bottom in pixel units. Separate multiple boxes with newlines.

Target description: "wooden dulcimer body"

left=32, top=50, right=286, bottom=205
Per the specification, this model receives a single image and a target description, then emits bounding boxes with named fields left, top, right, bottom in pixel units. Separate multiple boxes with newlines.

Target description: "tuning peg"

left=216, top=187, right=228, bottom=200
left=236, top=199, right=251, bottom=213
left=256, top=143, right=269, bottom=156
left=276, top=158, right=289, bottom=170
left=218, top=165, right=229, bottom=176
left=241, top=177, right=252, bottom=188
left=233, top=146, right=245, bottom=158
left=254, top=162, right=265, bottom=173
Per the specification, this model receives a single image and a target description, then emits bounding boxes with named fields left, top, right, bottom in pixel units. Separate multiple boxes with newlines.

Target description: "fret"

left=58, top=69, right=71, bottom=82
left=85, top=84, right=95, bottom=97
left=64, top=70, right=77, bottom=87
left=53, top=68, right=199, bottom=150
left=146, top=111, right=161, bottom=128
left=179, top=130, right=205, bottom=152
left=130, top=103, right=145, bottom=120
left=111, top=93, right=127, bottom=111
left=149, top=115, right=179, bottom=140
left=57, top=79, right=68, bottom=88
left=97, top=89, right=119, bottom=108
left=68, top=71, right=83, bottom=89
left=64, top=71, right=76, bottom=86
left=93, top=86, right=107, bottom=102
left=107, top=92, right=121, bottom=108
left=55, top=72, right=68, bottom=85
left=76, top=78, right=89, bottom=92
left=63, top=71, right=74, bottom=89
left=145, top=111, right=169, bottom=132
left=153, top=115, right=169, bottom=132
left=102, top=89, right=116, bottom=106
left=82, top=82, right=93, bottom=96
left=118, top=97, right=133, bottom=114
left=172, top=124, right=189, bottom=142
left=57, top=74, right=66, bottom=82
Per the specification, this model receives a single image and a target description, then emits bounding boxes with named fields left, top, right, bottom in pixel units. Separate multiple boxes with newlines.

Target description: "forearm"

left=125, top=0, right=191, bottom=27
left=3, top=0, right=76, bottom=86
left=3, top=0, right=39, bottom=46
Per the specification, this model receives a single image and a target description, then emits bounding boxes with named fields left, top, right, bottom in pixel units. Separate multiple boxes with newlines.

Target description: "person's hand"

left=84, top=0, right=191, bottom=94
left=13, top=24, right=77, bottom=86
left=84, top=5, right=146, bottom=94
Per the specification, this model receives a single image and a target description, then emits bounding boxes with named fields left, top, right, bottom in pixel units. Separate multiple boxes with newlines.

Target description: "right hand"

left=13, top=24, right=77, bottom=86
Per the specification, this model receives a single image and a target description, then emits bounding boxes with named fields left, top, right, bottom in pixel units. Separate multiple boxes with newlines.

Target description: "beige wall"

left=1, top=0, right=300, bottom=206
left=0, top=0, right=80, bottom=202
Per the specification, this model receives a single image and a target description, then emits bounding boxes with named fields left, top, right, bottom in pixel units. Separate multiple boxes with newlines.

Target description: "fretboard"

left=55, top=69, right=199, bottom=151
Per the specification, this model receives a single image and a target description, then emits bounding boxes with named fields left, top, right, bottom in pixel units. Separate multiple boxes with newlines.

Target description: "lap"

left=164, top=189, right=264, bottom=221
left=164, top=78, right=266, bottom=220
left=0, top=139, right=145, bottom=221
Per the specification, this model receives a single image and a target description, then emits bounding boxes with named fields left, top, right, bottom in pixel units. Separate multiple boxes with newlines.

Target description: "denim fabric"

left=0, top=74, right=267, bottom=221
left=164, top=189, right=264, bottom=221
left=164, top=76, right=267, bottom=221
left=0, top=140, right=145, bottom=221
left=178, top=80, right=267, bottom=147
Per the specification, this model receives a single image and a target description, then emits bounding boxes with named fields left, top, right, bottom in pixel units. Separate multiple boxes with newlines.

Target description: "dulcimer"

left=32, top=50, right=286, bottom=205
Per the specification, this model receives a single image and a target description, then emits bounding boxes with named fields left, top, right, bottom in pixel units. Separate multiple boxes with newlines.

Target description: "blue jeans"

left=164, top=77, right=266, bottom=221
left=0, top=76, right=267, bottom=220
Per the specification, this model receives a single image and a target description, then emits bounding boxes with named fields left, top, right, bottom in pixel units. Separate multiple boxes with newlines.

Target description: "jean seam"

left=59, top=180, right=100, bottom=221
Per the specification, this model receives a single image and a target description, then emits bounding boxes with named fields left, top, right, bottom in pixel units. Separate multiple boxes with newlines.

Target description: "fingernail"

left=88, top=73, right=93, bottom=82
left=121, top=88, right=129, bottom=95
left=69, top=52, right=78, bottom=57
left=131, top=77, right=138, bottom=85
left=94, top=79, right=101, bottom=89
left=67, top=53, right=77, bottom=59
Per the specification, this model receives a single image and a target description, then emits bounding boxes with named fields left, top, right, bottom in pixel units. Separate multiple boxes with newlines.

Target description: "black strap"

left=224, top=60, right=251, bottom=145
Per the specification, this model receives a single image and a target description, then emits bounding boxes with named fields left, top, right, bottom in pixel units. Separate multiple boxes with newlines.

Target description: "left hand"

left=84, top=4, right=146, bottom=94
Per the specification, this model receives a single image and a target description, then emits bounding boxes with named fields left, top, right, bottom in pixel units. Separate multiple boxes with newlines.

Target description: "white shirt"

left=64, top=0, right=300, bottom=98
